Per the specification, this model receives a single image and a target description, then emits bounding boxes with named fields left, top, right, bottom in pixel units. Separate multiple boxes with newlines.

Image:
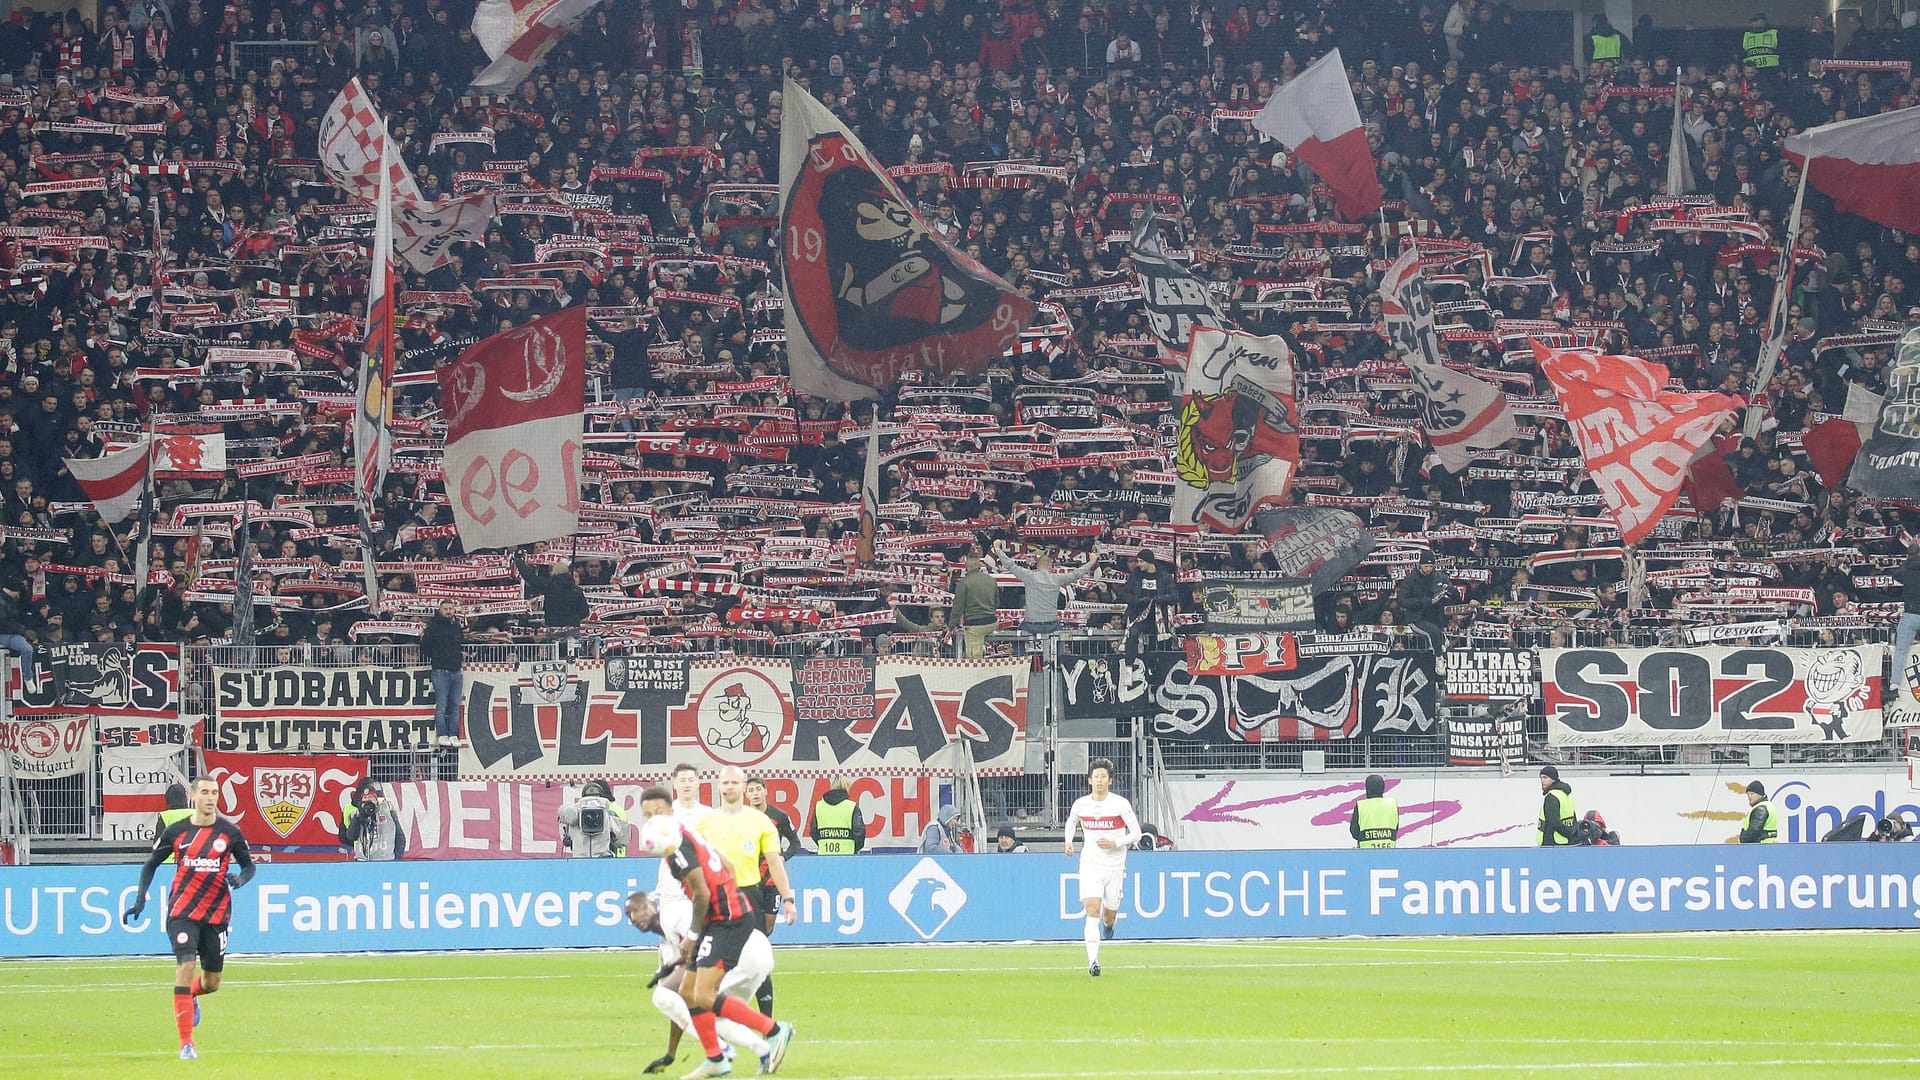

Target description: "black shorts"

left=166, top=917, right=229, bottom=972
left=692, top=917, right=755, bottom=972
left=748, top=883, right=779, bottom=928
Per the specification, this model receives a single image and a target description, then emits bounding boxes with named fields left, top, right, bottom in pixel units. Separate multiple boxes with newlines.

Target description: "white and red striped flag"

left=1252, top=48, right=1383, bottom=222
left=1783, top=105, right=1920, bottom=234
left=65, top=440, right=151, bottom=523
left=469, top=0, right=605, bottom=95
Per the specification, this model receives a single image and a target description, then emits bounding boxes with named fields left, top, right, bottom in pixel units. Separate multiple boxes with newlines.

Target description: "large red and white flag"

left=1379, top=247, right=1514, bottom=471
left=356, top=143, right=397, bottom=522
left=779, top=77, right=1034, bottom=401
left=1534, top=342, right=1742, bottom=544
left=469, top=0, right=604, bottom=95
left=65, top=440, right=150, bottom=524
left=1252, top=48, right=1383, bottom=222
left=318, top=79, right=496, bottom=272
left=1174, top=328, right=1301, bottom=532
left=438, top=307, right=587, bottom=550
left=1782, top=105, right=1920, bottom=234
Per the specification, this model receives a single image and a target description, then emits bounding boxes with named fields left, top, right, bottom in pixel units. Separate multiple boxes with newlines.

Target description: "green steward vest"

left=1743, top=28, right=1779, bottom=68
left=1589, top=31, right=1622, bottom=61
left=1540, top=788, right=1576, bottom=846
left=1355, top=797, right=1400, bottom=849
left=1747, top=799, right=1780, bottom=843
left=813, top=798, right=858, bottom=855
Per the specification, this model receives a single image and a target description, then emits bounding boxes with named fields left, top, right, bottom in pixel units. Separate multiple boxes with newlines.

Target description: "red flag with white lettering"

left=1534, top=342, right=1742, bottom=544
left=438, top=307, right=587, bottom=551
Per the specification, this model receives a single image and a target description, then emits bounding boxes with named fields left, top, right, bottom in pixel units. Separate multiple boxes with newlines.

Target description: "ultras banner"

left=208, top=667, right=438, bottom=752
left=13, top=642, right=179, bottom=718
left=458, top=655, right=1031, bottom=780
left=1132, top=650, right=1437, bottom=741
left=1541, top=645, right=1885, bottom=746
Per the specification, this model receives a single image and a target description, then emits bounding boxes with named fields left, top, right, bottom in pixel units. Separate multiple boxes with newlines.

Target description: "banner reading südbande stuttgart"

left=7, top=847, right=1920, bottom=957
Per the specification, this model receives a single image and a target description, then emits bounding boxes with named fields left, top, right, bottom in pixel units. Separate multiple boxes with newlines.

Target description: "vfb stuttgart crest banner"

left=204, top=751, right=368, bottom=846
left=1174, top=327, right=1302, bottom=532
left=779, top=77, right=1034, bottom=401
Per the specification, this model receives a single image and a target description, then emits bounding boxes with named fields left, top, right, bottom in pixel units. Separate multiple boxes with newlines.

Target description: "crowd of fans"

left=1, top=0, right=1919, bottom=663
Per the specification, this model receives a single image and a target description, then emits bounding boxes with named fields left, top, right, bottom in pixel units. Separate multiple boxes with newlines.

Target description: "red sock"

left=173, top=988, right=194, bottom=1045
left=688, top=1008, right=723, bottom=1059
left=191, top=976, right=208, bottom=997
left=716, top=995, right=776, bottom=1037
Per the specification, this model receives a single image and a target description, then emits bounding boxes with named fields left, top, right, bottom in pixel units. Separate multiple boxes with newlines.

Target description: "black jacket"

left=810, top=788, right=866, bottom=854
left=1540, top=781, right=1576, bottom=844
left=421, top=614, right=464, bottom=671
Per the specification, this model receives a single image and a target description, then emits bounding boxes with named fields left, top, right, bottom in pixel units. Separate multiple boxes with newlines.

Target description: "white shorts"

left=1077, top=862, right=1125, bottom=909
left=719, top=929, right=774, bottom=1001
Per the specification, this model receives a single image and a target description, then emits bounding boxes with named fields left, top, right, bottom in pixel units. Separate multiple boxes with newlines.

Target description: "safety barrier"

left=6, top=846, right=1920, bottom=957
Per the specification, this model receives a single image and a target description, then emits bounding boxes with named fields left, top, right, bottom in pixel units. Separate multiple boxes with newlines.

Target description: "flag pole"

left=1743, top=163, right=1809, bottom=438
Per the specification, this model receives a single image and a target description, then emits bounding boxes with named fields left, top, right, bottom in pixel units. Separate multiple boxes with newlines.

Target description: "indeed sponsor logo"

left=1773, top=781, right=1920, bottom=843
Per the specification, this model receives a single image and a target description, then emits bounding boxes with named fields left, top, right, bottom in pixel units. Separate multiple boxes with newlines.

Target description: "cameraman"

left=559, top=778, right=631, bottom=857
left=339, top=778, right=406, bottom=861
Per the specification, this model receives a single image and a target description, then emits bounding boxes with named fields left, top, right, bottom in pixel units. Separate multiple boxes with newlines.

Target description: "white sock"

left=717, top=1018, right=771, bottom=1057
left=1084, top=915, right=1100, bottom=964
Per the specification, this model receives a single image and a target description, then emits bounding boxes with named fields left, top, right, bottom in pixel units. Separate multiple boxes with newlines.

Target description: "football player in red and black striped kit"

left=123, top=776, right=256, bottom=1061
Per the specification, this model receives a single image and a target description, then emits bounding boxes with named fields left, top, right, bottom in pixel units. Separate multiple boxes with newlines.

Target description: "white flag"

left=1379, top=247, right=1516, bottom=471
left=469, top=0, right=605, bottom=94
left=65, top=440, right=150, bottom=524
left=319, top=79, right=495, bottom=272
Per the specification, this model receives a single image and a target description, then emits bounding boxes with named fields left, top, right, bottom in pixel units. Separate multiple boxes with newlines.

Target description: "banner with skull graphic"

left=1542, top=645, right=1885, bottom=746
left=779, top=77, right=1035, bottom=401
left=1145, top=650, right=1438, bottom=743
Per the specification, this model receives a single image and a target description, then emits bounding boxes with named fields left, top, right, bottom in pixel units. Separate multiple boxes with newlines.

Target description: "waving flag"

left=779, top=77, right=1033, bottom=401
left=439, top=307, right=587, bottom=550
left=1847, top=328, right=1920, bottom=500
left=1379, top=247, right=1514, bottom=471
left=356, top=143, right=396, bottom=525
left=319, top=79, right=495, bottom=272
left=1252, top=48, right=1382, bottom=221
left=1129, top=211, right=1228, bottom=365
left=1534, top=342, right=1742, bottom=543
left=1782, top=105, right=1920, bottom=234
left=1174, top=328, right=1301, bottom=532
left=65, top=440, right=151, bottom=524
left=469, top=0, right=605, bottom=95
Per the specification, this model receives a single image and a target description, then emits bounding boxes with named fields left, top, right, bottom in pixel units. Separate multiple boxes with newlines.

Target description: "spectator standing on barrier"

left=340, top=778, right=407, bottom=861
left=810, top=776, right=864, bottom=855
left=559, top=778, right=630, bottom=858
left=991, top=539, right=1096, bottom=640
left=123, top=776, right=256, bottom=1062
left=421, top=600, right=465, bottom=749
left=1539, top=766, right=1577, bottom=847
left=1122, top=550, right=1176, bottom=658
left=1350, top=775, right=1400, bottom=849
left=952, top=546, right=1000, bottom=660
left=920, top=803, right=970, bottom=854
left=1740, top=781, right=1781, bottom=844
left=995, top=825, right=1028, bottom=853
left=0, top=582, right=36, bottom=693
left=1395, top=555, right=1451, bottom=667
left=1891, top=542, right=1920, bottom=700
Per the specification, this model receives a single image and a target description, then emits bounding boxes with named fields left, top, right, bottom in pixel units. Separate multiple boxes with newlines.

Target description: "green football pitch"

left=4, top=935, right=1919, bottom=1077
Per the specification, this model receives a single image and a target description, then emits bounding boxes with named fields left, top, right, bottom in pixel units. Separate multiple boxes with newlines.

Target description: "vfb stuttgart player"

left=1062, top=758, right=1140, bottom=977
left=123, top=775, right=257, bottom=1060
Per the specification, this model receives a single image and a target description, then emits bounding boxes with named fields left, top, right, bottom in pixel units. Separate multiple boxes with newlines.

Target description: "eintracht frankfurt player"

left=1062, top=758, right=1140, bottom=976
left=123, top=776, right=257, bottom=1060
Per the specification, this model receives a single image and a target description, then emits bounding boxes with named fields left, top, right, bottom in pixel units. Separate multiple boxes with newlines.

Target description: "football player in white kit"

left=631, top=784, right=784, bottom=1075
left=1062, top=758, right=1140, bottom=976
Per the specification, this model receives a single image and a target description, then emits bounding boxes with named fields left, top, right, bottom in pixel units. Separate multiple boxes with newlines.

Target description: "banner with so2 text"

left=1541, top=645, right=1884, bottom=746
left=459, top=655, right=1030, bottom=779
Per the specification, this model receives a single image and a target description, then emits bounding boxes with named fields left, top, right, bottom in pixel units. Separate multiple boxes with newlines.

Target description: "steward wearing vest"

left=1587, top=15, right=1622, bottom=66
left=811, top=775, right=865, bottom=854
left=1350, top=774, right=1400, bottom=849
left=1740, top=780, right=1781, bottom=843
left=1538, top=765, right=1577, bottom=846
left=155, top=782, right=192, bottom=861
left=1743, top=14, right=1779, bottom=70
